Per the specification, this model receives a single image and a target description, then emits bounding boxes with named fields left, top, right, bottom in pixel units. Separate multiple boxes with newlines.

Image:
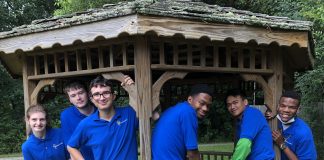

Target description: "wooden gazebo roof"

left=0, top=0, right=314, bottom=77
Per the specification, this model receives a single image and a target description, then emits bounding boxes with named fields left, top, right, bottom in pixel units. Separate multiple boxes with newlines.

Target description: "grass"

left=0, top=153, right=22, bottom=158
left=2, top=143, right=234, bottom=159
left=199, top=142, right=234, bottom=152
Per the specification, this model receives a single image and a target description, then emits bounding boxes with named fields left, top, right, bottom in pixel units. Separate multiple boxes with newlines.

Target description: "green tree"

left=0, top=0, right=56, bottom=32
left=0, top=65, right=25, bottom=153
left=0, top=0, right=56, bottom=154
left=54, top=0, right=130, bottom=15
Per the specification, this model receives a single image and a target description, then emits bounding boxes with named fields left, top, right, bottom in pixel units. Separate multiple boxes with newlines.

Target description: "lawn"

left=2, top=143, right=234, bottom=159
left=0, top=153, right=22, bottom=158
left=199, top=142, right=234, bottom=152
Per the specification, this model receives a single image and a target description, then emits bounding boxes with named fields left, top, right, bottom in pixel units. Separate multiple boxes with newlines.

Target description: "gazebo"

left=0, top=0, right=314, bottom=159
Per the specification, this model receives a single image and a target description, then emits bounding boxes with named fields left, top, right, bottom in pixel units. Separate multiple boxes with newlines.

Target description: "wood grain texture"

left=268, top=46, right=283, bottom=160
left=27, top=65, right=134, bottom=80
left=137, top=15, right=309, bottom=47
left=0, top=15, right=138, bottom=54
left=30, top=79, right=56, bottom=105
left=134, top=36, right=152, bottom=160
left=152, top=71, right=188, bottom=111
left=0, top=15, right=309, bottom=55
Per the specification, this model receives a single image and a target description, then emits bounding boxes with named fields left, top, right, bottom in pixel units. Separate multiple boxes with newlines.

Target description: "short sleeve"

left=180, top=108, right=198, bottom=150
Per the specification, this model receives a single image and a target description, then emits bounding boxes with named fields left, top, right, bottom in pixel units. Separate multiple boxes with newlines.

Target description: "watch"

left=280, top=143, right=287, bottom=150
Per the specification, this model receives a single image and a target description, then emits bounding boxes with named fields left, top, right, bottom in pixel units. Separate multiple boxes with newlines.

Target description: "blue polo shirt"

left=152, top=101, right=198, bottom=160
left=68, top=105, right=138, bottom=160
left=279, top=117, right=317, bottom=160
left=60, top=105, right=96, bottom=160
left=22, top=128, right=68, bottom=160
left=236, top=106, right=274, bottom=160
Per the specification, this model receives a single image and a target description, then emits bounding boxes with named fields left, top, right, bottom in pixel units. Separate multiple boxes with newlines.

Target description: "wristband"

left=280, top=143, right=287, bottom=150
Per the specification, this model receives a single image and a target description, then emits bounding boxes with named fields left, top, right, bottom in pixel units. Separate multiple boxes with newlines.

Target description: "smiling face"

left=277, top=97, right=299, bottom=122
left=90, top=85, right=115, bottom=111
left=188, top=93, right=212, bottom=119
left=27, top=111, right=47, bottom=133
left=67, top=87, right=89, bottom=109
left=226, top=95, right=248, bottom=119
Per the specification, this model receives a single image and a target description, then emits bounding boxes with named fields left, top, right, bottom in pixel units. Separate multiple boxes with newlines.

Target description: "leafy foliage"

left=0, top=0, right=56, bottom=32
left=54, top=0, right=130, bottom=15
left=0, top=65, right=24, bottom=153
left=198, top=100, right=233, bottom=143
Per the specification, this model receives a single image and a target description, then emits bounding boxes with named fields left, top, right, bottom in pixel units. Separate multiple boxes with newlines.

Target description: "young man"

left=60, top=81, right=96, bottom=160
left=265, top=91, right=317, bottom=160
left=225, top=89, right=274, bottom=160
left=67, top=75, right=138, bottom=160
left=152, top=84, right=213, bottom=160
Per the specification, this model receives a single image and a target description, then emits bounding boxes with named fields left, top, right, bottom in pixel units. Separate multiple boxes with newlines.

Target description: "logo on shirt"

left=284, top=135, right=293, bottom=145
left=53, top=142, right=63, bottom=149
left=117, top=119, right=128, bottom=126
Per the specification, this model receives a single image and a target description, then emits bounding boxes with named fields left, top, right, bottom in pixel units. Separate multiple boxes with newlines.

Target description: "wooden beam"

left=240, top=74, right=273, bottom=108
left=213, top=44, right=219, bottom=67
left=64, top=52, right=69, bottom=72
left=44, top=54, right=48, bottom=74
left=30, top=79, right=56, bottom=105
left=98, top=47, right=104, bottom=68
left=110, top=46, right=114, bottom=67
left=102, top=72, right=137, bottom=112
left=76, top=50, right=82, bottom=71
left=262, top=50, right=267, bottom=69
left=53, top=54, right=60, bottom=73
left=122, top=43, right=127, bottom=66
left=159, top=42, right=165, bottom=65
left=86, top=48, right=92, bottom=70
left=34, top=56, right=39, bottom=75
left=27, top=65, right=134, bottom=80
left=152, top=71, right=188, bottom=111
left=151, top=64, right=274, bottom=75
left=201, top=45, right=206, bottom=67
left=188, top=44, right=193, bottom=66
left=134, top=36, right=152, bottom=160
left=173, top=43, right=178, bottom=65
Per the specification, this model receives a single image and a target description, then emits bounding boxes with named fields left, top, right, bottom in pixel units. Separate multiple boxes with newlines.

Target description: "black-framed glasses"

left=91, top=91, right=112, bottom=99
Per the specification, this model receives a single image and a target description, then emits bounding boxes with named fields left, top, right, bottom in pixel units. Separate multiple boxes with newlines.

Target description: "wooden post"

left=134, top=36, right=152, bottom=160
left=268, top=45, right=283, bottom=160
left=22, top=54, right=36, bottom=136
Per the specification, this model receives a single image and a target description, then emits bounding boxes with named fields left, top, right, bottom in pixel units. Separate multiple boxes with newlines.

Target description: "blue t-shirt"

left=279, top=117, right=317, bottom=160
left=236, top=106, right=275, bottom=160
left=60, top=105, right=96, bottom=160
left=22, top=128, right=68, bottom=160
left=68, top=106, right=139, bottom=160
left=152, top=101, right=198, bottom=160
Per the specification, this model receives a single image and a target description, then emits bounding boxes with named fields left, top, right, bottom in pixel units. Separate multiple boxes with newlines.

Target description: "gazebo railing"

left=200, top=151, right=233, bottom=160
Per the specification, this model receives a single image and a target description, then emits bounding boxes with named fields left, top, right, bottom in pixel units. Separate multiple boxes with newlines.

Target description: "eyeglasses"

left=91, top=91, right=112, bottom=99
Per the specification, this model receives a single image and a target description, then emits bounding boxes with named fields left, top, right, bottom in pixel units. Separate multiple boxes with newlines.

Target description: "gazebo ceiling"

left=0, top=0, right=315, bottom=77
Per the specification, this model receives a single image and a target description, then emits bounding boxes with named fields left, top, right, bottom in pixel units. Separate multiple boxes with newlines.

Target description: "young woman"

left=22, top=104, right=68, bottom=160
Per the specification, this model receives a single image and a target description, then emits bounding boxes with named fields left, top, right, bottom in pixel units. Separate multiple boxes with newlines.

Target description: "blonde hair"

left=26, top=104, right=51, bottom=134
